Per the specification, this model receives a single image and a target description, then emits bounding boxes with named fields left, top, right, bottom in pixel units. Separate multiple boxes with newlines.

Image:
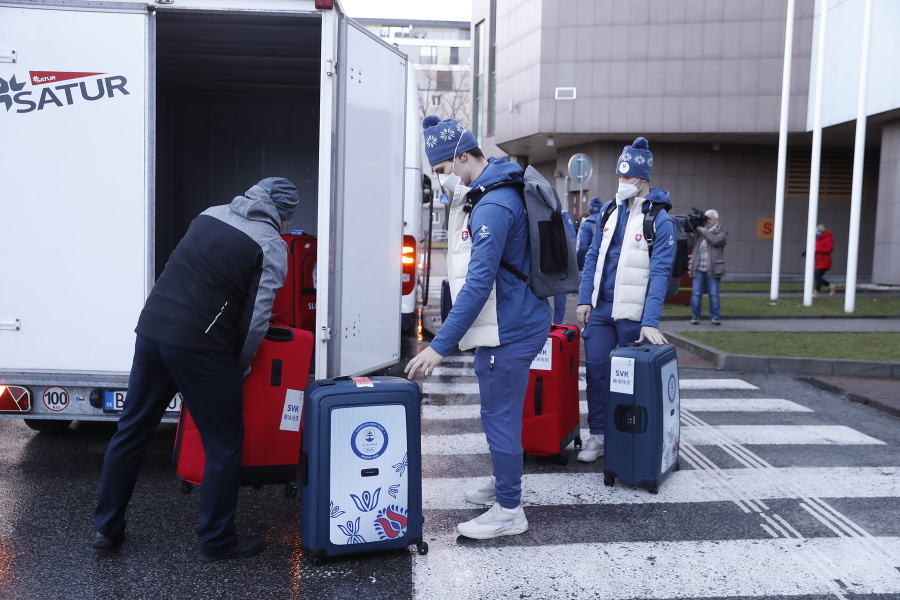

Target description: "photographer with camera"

left=688, top=209, right=727, bottom=325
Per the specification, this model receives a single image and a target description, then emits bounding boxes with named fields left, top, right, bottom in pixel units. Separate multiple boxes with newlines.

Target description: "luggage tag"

left=350, top=376, right=374, bottom=387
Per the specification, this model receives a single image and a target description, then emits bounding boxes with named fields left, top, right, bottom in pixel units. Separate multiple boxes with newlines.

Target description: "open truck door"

left=320, top=16, right=407, bottom=378
left=0, top=5, right=149, bottom=376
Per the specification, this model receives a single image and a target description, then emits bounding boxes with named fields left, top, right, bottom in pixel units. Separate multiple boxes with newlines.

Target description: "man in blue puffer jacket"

left=575, top=138, right=675, bottom=463
left=406, top=116, right=550, bottom=540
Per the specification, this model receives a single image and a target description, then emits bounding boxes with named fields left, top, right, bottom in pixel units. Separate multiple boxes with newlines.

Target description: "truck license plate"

left=103, top=390, right=182, bottom=414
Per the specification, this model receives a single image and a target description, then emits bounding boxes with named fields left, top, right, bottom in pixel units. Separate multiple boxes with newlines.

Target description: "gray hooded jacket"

left=135, top=185, right=289, bottom=369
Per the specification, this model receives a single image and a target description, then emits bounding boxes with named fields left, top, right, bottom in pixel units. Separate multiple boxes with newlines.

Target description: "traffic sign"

left=568, top=153, right=593, bottom=184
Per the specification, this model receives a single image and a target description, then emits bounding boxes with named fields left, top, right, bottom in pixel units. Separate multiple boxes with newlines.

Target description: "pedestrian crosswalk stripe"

left=684, top=425, right=885, bottom=446
left=421, top=378, right=759, bottom=395
left=422, top=425, right=884, bottom=455
left=412, top=537, right=900, bottom=599
left=421, top=398, right=812, bottom=420
left=421, top=467, right=900, bottom=510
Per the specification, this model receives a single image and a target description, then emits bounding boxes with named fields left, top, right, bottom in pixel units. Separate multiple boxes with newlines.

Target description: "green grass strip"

left=662, top=295, right=900, bottom=316
left=679, top=331, right=900, bottom=362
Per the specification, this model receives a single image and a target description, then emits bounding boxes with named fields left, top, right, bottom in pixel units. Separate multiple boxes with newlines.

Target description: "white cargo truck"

left=0, top=0, right=411, bottom=431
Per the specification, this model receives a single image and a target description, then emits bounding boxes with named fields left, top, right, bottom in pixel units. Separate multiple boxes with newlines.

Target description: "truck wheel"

left=23, top=419, right=72, bottom=433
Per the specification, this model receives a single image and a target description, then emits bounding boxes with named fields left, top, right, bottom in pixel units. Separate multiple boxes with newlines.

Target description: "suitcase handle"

left=265, top=325, right=295, bottom=343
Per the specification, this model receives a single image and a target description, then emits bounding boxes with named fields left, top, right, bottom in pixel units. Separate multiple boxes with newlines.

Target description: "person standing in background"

left=576, top=197, right=604, bottom=270
left=814, top=223, right=837, bottom=297
left=688, top=209, right=727, bottom=325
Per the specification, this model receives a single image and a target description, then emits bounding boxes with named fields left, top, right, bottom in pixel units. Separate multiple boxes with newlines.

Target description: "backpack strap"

left=643, top=203, right=666, bottom=258
left=464, top=179, right=529, bottom=283
left=599, top=200, right=617, bottom=233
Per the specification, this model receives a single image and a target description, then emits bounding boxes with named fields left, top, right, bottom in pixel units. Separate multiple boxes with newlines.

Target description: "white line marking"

left=412, top=537, right=900, bottom=599
left=422, top=398, right=812, bottom=420
left=422, top=425, right=884, bottom=455
left=422, top=378, right=760, bottom=395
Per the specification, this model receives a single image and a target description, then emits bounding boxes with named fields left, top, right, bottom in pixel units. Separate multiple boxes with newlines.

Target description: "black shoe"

left=93, top=531, right=125, bottom=549
left=199, top=535, right=266, bottom=562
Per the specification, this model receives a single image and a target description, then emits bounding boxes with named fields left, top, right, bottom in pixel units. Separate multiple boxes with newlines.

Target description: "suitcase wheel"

left=416, top=541, right=429, bottom=556
left=648, top=484, right=659, bottom=495
left=674, top=460, right=681, bottom=472
left=574, top=436, right=583, bottom=449
left=180, top=481, right=193, bottom=495
left=284, top=484, right=298, bottom=498
left=313, top=556, right=327, bottom=567
left=603, top=475, right=616, bottom=487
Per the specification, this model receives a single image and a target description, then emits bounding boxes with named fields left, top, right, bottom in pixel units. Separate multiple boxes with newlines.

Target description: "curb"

left=666, top=331, right=900, bottom=379
left=800, top=377, right=900, bottom=420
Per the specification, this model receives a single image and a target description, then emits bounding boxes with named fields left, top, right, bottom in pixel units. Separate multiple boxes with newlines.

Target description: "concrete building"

left=470, top=0, right=900, bottom=283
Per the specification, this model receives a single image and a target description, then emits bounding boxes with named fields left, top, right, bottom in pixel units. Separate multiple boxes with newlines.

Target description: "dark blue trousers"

left=582, top=300, right=642, bottom=435
left=94, top=335, right=244, bottom=554
left=473, top=329, right=548, bottom=509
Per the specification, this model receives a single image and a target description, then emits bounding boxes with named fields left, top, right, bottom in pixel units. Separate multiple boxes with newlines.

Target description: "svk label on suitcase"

left=280, top=389, right=304, bottom=432
left=610, top=357, right=635, bottom=393
left=529, top=337, right=554, bottom=371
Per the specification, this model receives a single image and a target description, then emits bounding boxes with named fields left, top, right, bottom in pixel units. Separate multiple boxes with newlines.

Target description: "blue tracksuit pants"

left=94, top=335, right=245, bottom=554
left=473, top=330, right=547, bottom=509
left=581, top=300, right=642, bottom=435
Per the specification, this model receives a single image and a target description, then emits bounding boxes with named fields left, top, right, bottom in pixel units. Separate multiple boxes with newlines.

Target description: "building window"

left=786, top=148, right=876, bottom=200
left=420, top=46, right=437, bottom=65
left=436, top=71, right=453, bottom=92
left=450, top=46, right=459, bottom=65
left=381, top=26, right=410, bottom=39
left=473, top=21, right=484, bottom=142
left=432, top=95, right=441, bottom=106
left=488, top=0, right=497, bottom=135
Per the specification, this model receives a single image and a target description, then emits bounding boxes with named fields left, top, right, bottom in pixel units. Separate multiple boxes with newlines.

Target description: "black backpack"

left=598, top=201, right=687, bottom=299
left=465, top=166, right=580, bottom=299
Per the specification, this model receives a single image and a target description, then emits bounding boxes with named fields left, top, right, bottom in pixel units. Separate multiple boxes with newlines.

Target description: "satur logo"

left=0, top=70, right=129, bottom=114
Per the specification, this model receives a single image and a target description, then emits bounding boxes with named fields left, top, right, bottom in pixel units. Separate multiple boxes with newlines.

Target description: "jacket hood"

left=470, top=156, right=524, bottom=188
left=636, top=187, right=672, bottom=212
left=229, top=185, right=282, bottom=231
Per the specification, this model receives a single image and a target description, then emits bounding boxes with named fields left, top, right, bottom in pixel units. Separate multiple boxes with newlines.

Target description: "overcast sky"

left=339, top=0, right=472, bottom=22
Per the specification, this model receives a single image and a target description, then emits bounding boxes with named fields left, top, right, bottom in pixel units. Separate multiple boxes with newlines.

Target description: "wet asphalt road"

left=2, top=329, right=900, bottom=599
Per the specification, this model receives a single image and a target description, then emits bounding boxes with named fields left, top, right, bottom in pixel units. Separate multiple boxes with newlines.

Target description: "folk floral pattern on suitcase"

left=328, top=404, right=410, bottom=546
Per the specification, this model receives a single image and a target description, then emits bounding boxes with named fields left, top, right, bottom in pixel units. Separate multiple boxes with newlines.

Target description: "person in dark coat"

left=93, top=177, right=299, bottom=561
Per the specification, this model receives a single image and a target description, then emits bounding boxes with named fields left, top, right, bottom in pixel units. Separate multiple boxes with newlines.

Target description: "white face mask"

left=439, top=172, right=462, bottom=194
left=617, top=180, right=644, bottom=200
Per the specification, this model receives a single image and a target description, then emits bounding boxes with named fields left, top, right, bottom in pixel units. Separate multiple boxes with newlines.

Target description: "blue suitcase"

left=603, top=343, right=680, bottom=494
left=300, top=376, right=427, bottom=563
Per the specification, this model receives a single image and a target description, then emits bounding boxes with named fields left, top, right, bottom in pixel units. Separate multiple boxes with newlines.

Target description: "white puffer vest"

left=591, top=196, right=651, bottom=321
left=446, top=192, right=500, bottom=350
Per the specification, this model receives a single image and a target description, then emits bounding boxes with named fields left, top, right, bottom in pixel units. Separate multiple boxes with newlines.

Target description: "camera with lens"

left=686, top=207, right=709, bottom=232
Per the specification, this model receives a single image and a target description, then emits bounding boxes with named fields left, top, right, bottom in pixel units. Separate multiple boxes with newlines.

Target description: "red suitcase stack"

left=272, top=232, right=317, bottom=331
left=174, top=325, right=313, bottom=494
left=522, top=324, right=582, bottom=464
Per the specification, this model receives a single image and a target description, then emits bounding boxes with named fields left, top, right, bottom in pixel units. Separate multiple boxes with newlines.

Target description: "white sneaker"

left=577, top=435, right=604, bottom=463
left=457, top=503, right=528, bottom=539
left=464, top=478, right=496, bottom=506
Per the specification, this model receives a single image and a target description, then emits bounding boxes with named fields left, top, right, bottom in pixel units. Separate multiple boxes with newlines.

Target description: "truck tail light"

left=402, top=235, right=416, bottom=295
left=315, top=0, right=334, bottom=8
left=0, top=385, right=31, bottom=412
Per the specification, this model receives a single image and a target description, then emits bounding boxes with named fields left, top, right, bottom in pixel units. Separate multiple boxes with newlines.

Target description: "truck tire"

left=23, top=419, right=73, bottom=433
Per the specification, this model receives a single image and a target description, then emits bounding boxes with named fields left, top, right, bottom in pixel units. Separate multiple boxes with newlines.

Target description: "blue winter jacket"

left=430, top=158, right=551, bottom=356
left=576, top=197, right=604, bottom=269
left=577, top=188, right=676, bottom=328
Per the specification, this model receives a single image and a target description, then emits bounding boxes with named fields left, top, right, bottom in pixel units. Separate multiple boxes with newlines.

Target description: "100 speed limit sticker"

left=42, top=387, right=70, bottom=412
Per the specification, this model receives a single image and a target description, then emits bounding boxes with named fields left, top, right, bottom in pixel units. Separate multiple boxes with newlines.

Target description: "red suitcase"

left=272, top=232, right=317, bottom=331
left=522, top=324, right=582, bottom=464
left=173, top=325, right=313, bottom=494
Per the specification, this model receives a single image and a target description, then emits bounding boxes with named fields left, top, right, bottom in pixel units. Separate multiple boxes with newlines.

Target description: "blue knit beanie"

left=422, top=115, right=478, bottom=166
left=615, top=137, right=653, bottom=181
left=588, top=197, right=603, bottom=214
left=255, top=177, right=299, bottom=221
